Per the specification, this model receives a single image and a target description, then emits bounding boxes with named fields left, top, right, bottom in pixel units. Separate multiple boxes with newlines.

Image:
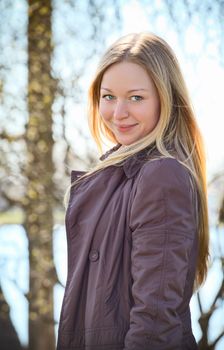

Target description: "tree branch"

left=0, top=131, right=25, bottom=142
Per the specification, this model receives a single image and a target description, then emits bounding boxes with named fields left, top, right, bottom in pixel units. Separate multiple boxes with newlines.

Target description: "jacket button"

left=89, top=249, right=99, bottom=262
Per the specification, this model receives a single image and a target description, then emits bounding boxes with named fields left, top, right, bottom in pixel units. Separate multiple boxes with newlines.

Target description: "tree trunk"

left=24, top=1, right=57, bottom=349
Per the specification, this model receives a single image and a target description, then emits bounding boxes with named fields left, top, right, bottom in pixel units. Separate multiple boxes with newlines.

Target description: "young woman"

left=57, top=32, right=209, bottom=350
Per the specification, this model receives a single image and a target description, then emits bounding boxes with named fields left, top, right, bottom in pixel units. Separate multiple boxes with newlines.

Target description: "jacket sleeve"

left=123, top=158, right=197, bottom=350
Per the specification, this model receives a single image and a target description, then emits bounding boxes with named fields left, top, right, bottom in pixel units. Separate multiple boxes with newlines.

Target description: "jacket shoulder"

left=130, top=157, right=197, bottom=234
left=139, top=157, right=192, bottom=190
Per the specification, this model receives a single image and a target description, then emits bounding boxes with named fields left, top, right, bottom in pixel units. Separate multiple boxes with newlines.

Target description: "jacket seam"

left=149, top=188, right=169, bottom=340
left=126, top=172, right=142, bottom=241
left=61, top=326, right=127, bottom=333
left=131, top=227, right=195, bottom=239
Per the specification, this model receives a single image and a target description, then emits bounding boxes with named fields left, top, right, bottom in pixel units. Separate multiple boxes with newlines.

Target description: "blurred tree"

left=142, top=0, right=224, bottom=64
left=23, top=1, right=57, bottom=349
left=196, top=174, right=224, bottom=350
left=167, top=0, right=224, bottom=60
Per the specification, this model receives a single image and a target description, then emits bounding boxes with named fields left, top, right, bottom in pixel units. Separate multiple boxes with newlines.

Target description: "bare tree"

left=197, top=174, right=224, bottom=350
left=22, top=1, right=58, bottom=349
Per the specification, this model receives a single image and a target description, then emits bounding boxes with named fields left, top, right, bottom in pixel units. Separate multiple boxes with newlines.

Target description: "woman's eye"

left=131, top=95, right=143, bottom=101
left=102, top=94, right=114, bottom=100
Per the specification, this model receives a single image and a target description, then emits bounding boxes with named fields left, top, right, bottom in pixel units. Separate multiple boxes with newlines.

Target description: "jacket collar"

left=72, top=143, right=173, bottom=182
left=99, top=143, right=159, bottom=179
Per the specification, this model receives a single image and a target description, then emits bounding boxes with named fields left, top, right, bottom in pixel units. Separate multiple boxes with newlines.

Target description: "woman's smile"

left=115, top=123, right=138, bottom=132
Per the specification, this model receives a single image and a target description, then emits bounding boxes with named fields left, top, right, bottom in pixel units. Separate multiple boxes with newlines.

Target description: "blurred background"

left=0, top=0, right=223, bottom=349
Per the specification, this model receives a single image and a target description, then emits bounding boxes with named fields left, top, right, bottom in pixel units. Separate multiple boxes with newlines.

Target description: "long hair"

left=66, top=32, right=209, bottom=289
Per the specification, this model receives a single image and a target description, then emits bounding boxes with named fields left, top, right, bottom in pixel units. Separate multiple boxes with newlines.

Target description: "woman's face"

left=99, top=61, right=160, bottom=145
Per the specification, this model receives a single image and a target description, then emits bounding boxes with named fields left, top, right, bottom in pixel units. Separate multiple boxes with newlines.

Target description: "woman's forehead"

left=100, top=62, right=154, bottom=91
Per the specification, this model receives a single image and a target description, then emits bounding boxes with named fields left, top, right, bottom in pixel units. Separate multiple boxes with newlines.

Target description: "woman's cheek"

left=99, top=102, right=111, bottom=121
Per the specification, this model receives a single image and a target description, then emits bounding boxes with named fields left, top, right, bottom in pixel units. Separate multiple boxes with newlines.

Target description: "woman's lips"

left=115, top=124, right=138, bottom=132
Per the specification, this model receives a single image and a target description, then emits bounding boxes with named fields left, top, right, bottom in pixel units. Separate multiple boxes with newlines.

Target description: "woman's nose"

left=113, top=100, right=129, bottom=119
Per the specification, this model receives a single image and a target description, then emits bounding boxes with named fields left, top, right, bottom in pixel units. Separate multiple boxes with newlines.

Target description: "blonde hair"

left=66, top=32, right=209, bottom=289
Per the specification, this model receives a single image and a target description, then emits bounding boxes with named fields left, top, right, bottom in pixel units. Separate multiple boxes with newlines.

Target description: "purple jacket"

left=57, top=144, right=199, bottom=350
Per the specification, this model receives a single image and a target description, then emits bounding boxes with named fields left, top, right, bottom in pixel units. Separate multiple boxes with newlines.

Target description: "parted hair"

left=66, top=32, right=209, bottom=289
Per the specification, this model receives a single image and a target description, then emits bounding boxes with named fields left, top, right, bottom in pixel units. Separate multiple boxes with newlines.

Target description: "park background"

left=0, top=0, right=223, bottom=349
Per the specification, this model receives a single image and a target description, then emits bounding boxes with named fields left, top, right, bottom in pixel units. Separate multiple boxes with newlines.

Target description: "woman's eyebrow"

left=100, top=87, right=149, bottom=92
